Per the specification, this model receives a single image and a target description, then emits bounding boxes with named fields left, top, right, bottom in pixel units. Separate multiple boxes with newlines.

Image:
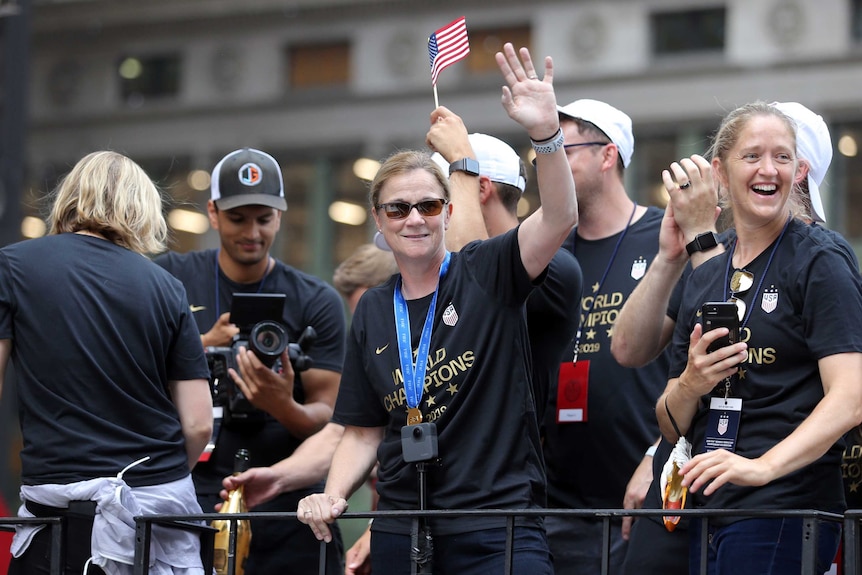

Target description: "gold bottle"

left=212, top=448, right=252, bottom=575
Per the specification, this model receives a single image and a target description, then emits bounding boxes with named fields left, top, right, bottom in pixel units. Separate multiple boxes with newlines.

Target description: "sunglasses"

left=376, top=199, right=448, bottom=220
left=728, top=269, right=754, bottom=321
left=531, top=141, right=608, bottom=167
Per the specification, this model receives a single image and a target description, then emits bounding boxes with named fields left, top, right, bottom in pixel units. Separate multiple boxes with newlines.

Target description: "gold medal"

left=407, top=407, right=423, bottom=426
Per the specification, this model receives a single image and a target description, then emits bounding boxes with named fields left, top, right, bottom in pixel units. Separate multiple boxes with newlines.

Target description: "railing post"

left=800, top=515, right=818, bottom=575
left=505, top=515, right=515, bottom=575
left=844, top=512, right=859, bottom=575
left=318, top=539, right=327, bottom=575
left=134, top=519, right=151, bottom=575
left=698, top=516, right=709, bottom=575
left=600, top=516, right=610, bottom=575
left=49, top=520, right=63, bottom=575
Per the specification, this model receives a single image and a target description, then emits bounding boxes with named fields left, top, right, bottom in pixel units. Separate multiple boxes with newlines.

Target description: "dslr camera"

left=205, top=293, right=316, bottom=424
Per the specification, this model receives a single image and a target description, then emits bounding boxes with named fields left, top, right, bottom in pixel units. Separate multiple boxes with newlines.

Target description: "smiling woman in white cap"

left=610, top=103, right=858, bottom=575
left=657, top=101, right=862, bottom=575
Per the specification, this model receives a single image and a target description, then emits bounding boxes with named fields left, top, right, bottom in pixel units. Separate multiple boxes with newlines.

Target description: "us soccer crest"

left=442, top=303, right=459, bottom=326
left=717, top=413, right=729, bottom=435
left=631, top=257, right=647, bottom=280
left=761, top=285, right=779, bottom=314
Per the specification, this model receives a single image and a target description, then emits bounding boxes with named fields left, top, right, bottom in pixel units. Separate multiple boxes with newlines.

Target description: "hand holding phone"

left=702, top=301, right=739, bottom=353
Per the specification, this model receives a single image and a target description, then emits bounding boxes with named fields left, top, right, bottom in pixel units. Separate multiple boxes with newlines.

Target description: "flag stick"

left=433, top=84, right=439, bottom=109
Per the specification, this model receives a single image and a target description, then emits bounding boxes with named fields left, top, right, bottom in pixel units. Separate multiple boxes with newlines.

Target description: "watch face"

left=699, top=232, right=718, bottom=249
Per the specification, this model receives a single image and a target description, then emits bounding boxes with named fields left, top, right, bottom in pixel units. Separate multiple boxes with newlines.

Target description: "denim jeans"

left=688, top=517, right=841, bottom=575
left=370, top=526, right=553, bottom=575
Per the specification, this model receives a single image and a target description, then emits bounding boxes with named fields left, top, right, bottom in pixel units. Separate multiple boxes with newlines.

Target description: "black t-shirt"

left=668, top=219, right=862, bottom=515
left=0, top=234, right=209, bottom=487
left=843, top=426, right=862, bottom=509
left=154, top=249, right=346, bottom=498
left=544, top=206, right=668, bottom=509
left=528, top=248, right=582, bottom=425
left=334, top=228, right=546, bottom=535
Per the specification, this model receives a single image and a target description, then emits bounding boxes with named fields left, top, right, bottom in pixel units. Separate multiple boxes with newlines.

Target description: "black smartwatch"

left=449, top=158, right=480, bottom=177
left=685, top=231, right=720, bottom=256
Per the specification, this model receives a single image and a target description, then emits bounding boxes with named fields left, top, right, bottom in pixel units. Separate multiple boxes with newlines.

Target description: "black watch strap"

left=449, top=158, right=480, bottom=177
left=685, top=231, right=720, bottom=256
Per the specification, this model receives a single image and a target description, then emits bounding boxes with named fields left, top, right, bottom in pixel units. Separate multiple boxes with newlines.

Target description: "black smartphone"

left=702, top=301, right=739, bottom=353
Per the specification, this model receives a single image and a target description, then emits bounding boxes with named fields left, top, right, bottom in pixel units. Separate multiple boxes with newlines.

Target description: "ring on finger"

left=679, top=181, right=692, bottom=190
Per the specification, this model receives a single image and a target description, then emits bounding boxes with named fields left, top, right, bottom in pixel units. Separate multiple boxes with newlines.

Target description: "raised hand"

left=494, top=43, right=558, bottom=141
left=662, top=154, right=720, bottom=246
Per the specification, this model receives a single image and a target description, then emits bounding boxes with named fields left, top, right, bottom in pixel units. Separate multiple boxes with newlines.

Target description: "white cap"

left=373, top=230, right=391, bottom=252
left=431, top=133, right=526, bottom=192
left=770, top=101, right=832, bottom=223
left=557, top=99, right=634, bottom=168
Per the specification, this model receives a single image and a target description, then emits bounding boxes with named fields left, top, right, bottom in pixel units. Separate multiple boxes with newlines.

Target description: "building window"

left=117, top=54, right=180, bottom=105
left=853, top=0, right=862, bottom=41
left=651, top=8, right=725, bottom=55
left=288, top=41, right=350, bottom=89
left=465, top=25, right=531, bottom=75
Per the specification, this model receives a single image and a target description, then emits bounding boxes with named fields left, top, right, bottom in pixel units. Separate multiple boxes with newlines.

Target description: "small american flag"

left=428, top=16, right=470, bottom=86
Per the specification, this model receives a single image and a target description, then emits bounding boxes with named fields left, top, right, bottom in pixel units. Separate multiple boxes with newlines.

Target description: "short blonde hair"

left=332, top=243, right=398, bottom=299
left=49, top=151, right=168, bottom=254
left=368, top=150, right=449, bottom=209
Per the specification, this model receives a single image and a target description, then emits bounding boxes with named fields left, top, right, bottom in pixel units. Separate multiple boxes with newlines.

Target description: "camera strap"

left=393, top=251, right=450, bottom=427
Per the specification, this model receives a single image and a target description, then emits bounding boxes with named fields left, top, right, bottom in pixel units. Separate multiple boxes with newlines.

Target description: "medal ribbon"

left=393, top=251, right=451, bottom=411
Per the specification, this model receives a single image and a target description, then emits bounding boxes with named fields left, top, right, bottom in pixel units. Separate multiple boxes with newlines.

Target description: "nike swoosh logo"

left=190, top=305, right=206, bottom=312
left=376, top=344, right=389, bottom=354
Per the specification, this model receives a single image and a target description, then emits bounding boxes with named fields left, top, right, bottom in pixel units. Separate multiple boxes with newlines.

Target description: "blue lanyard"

left=393, top=251, right=451, bottom=410
left=213, top=249, right=272, bottom=318
left=722, top=215, right=791, bottom=331
left=569, top=202, right=637, bottom=362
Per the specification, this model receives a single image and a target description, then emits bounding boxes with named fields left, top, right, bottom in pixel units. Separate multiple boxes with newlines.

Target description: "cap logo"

left=238, top=162, right=263, bottom=186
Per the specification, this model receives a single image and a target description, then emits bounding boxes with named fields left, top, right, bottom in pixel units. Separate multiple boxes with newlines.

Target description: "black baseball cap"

left=210, top=148, right=287, bottom=211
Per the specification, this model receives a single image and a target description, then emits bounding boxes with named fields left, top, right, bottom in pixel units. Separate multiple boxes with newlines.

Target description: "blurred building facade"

left=1, top=0, right=862, bottom=505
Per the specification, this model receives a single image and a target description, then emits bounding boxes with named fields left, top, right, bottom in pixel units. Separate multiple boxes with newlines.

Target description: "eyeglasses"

left=375, top=199, right=448, bottom=220
left=531, top=142, right=609, bottom=167
left=728, top=269, right=754, bottom=321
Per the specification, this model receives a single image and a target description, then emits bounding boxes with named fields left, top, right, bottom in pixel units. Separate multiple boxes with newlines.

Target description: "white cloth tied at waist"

left=12, top=457, right=206, bottom=575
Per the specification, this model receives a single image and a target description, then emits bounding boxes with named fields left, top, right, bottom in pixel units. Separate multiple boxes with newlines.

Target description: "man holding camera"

left=155, top=147, right=346, bottom=574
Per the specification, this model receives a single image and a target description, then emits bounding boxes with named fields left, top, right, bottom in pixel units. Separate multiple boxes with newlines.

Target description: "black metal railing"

left=0, top=516, right=65, bottom=574
left=1, top=507, right=853, bottom=574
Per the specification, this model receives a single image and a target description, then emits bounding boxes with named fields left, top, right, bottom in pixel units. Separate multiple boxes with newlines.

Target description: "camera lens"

left=249, top=320, right=288, bottom=367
